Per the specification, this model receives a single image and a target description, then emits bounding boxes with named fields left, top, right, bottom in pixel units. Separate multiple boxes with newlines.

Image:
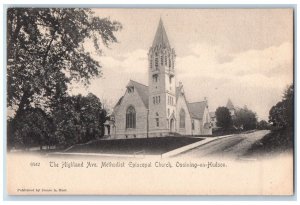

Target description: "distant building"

left=209, top=99, right=236, bottom=130
left=226, top=99, right=235, bottom=117
left=209, top=111, right=217, bottom=128
left=104, top=19, right=212, bottom=139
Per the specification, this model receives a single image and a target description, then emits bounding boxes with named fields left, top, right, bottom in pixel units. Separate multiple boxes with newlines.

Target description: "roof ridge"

left=189, top=101, right=206, bottom=104
left=129, top=79, right=148, bottom=87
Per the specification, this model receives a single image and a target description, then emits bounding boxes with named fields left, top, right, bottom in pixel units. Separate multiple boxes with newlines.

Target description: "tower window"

left=158, top=96, right=160, bottom=103
left=156, top=118, right=159, bottom=127
left=153, top=97, right=155, bottom=104
left=169, top=76, right=172, bottom=84
left=126, top=106, right=136, bottom=129
left=161, top=55, right=163, bottom=65
left=152, top=74, right=158, bottom=82
left=165, top=55, right=168, bottom=65
left=155, top=57, right=158, bottom=69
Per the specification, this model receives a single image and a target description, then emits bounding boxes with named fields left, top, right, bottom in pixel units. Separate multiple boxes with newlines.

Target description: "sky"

left=70, top=9, right=293, bottom=121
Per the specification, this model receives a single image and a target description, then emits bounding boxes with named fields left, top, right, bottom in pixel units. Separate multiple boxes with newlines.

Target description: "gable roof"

left=187, top=101, right=208, bottom=120
left=113, top=80, right=149, bottom=113
left=129, top=80, right=149, bottom=108
left=152, top=19, right=171, bottom=48
left=226, top=99, right=234, bottom=110
left=112, top=96, right=123, bottom=115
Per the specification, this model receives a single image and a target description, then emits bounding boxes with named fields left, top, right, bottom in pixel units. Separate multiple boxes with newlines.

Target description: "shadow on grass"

left=65, top=137, right=203, bottom=155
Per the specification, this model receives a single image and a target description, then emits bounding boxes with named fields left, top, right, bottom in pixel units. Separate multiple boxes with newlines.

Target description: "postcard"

left=6, top=8, right=294, bottom=195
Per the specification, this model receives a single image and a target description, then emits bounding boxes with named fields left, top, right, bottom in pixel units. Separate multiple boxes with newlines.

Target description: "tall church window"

left=126, top=106, right=136, bottom=129
left=161, top=55, right=163, bottom=66
left=156, top=118, right=159, bottom=127
left=152, top=74, right=158, bottom=82
left=192, top=120, right=195, bottom=130
left=180, top=109, right=185, bottom=128
left=165, top=55, right=168, bottom=65
left=153, top=97, right=155, bottom=104
left=155, top=57, right=158, bottom=69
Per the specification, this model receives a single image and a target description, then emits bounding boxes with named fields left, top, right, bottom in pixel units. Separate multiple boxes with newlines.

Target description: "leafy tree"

left=233, top=106, right=257, bottom=130
left=7, top=108, right=54, bottom=150
left=269, top=84, right=294, bottom=129
left=257, top=120, right=270, bottom=130
left=52, top=93, right=108, bottom=147
left=215, top=107, right=232, bottom=129
left=7, top=8, right=122, bottom=119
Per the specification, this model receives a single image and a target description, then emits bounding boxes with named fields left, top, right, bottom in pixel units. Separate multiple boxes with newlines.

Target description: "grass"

left=245, top=128, right=294, bottom=157
left=65, top=137, right=203, bottom=155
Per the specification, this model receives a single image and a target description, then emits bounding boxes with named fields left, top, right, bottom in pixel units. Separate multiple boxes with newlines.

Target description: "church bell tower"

left=148, top=19, right=176, bottom=136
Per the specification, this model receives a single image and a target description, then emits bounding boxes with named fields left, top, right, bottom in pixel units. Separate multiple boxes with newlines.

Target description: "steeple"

left=226, top=99, right=234, bottom=110
left=152, top=18, right=170, bottom=48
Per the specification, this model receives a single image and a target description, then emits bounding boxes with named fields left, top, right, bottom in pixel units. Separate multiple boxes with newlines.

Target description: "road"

left=179, top=130, right=270, bottom=160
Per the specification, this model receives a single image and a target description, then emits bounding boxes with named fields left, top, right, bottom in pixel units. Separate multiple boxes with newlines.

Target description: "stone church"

left=105, top=19, right=212, bottom=139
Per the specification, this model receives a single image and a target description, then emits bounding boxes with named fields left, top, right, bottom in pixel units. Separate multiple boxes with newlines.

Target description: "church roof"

left=113, top=80, right=210, bottom=121
left=226, top=99, right=234, bottom=110
left=176, top=86, right=181, bottom=100
left=128, top=80, right=149, bottom=108
left=152, top=19, right=170, bottom=48
left=187, top=101, right=208, bottom=120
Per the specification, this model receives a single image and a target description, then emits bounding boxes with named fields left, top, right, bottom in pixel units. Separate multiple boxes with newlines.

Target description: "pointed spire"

left=152, top=18, right=170, bottom=48
left=226, top=99, right=234, bottom=110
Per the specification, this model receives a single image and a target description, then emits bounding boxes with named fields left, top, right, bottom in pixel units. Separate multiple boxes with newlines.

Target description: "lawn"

left=65, top=137, right=203, bottom=155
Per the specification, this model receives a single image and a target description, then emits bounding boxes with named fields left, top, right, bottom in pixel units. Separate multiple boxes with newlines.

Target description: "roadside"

left=243, top=128, right=294, bottom=158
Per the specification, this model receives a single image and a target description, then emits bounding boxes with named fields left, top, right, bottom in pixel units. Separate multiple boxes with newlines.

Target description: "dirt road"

left=179, top=130, right=270, bottom=160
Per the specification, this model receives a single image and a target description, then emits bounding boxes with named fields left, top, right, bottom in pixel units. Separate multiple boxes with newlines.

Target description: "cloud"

left=175, top=42, right=293, bottom=120
left=176, top=42, right=293, bottom=89
left=70, top=42, right=293, bottom=120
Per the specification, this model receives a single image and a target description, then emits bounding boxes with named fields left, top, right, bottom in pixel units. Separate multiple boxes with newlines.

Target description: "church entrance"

left=170, top=119, right=175, bottom=132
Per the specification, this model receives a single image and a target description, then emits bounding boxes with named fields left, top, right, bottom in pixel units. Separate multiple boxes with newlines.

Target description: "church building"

left=105, top=19, right=212, bottom=139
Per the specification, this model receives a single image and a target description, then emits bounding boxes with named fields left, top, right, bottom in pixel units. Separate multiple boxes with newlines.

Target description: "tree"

left=233, top=106, right=257, bottom=130
left=52, top=93, right=108, bottom=147
left=269, top=84, right=294, bottom=129
left=7, top=108, right=54, bottom=150
left=7, top=8, right=122, bottom=119
left=257, top=120, right=270, bottom=130
left=215, top=107, right=232, bottom=129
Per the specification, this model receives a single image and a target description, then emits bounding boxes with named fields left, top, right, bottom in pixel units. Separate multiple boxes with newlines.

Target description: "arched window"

left=180, top=109, right=185, bottom=128
left=126, top=106, right=136, bottom=129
